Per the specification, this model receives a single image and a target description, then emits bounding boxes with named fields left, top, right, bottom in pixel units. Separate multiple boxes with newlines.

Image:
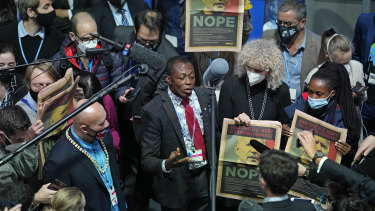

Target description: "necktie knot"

left=117, top=8, right=125, bottom=15
left=182, top=98, right=190, bottom=107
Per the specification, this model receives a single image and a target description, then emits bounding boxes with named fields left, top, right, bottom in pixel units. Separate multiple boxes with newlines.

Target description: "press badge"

left=289, top=88, right=297, bottom=101
left=368, top=73, right=375, bottom=85
left=190, top=149, right=203, bottom=162
left=109, top=186, right=118, bottom=206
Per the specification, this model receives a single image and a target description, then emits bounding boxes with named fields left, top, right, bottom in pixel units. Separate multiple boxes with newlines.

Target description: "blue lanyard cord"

left=78, top=58, right=94, bottom=72
left=20, top=98, right=37, bottom=113
left=283, top=51, right=299, bottom=87
left=174, top=102, right=198, bottom=143
left=18, top=31, right=44, bottom=64
left=209, top=52, right=221, bottom=64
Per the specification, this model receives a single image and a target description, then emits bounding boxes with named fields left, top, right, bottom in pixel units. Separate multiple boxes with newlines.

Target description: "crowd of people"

left=0, top=0, right=374, bottom=211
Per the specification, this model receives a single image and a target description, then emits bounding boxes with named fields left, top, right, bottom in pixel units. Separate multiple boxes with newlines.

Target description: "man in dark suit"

left=298, top=130, right=375, bottom=206
left=43, top=101, right=127, bottom=211
left=89, top=0, right=149, bottom=40
left=259, top=150, right=316, bottom=211
left=141, top=56, right=214, bottom=210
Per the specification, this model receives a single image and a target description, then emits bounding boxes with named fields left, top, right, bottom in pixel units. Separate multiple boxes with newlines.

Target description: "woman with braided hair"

left=284, top=61, right=361, bottom=166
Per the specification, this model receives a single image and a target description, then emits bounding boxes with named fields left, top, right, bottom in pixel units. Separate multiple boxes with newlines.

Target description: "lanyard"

left=0, top=91, right=9, bottom=108
left=20, top=98, right=37, bottom=113
left=78, top=58, right=94, bottom=72
left=18, top=31, right=44, bottom=64
left=174, top=101, right=197, bottom=143
left=283, top=51, right=300, bottom=86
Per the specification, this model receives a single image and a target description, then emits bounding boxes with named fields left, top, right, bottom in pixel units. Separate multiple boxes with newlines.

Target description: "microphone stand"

left=0, top=64, right=148, bottom=166
left=207, top=82, right=218, bottom=211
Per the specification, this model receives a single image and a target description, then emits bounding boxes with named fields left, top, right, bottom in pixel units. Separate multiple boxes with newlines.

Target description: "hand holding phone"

left=47, top=179, right=67, bottom=191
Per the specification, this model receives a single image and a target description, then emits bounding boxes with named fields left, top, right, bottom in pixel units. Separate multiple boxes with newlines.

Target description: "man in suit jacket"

left=352, top=13, right=375, bottom=66
left=298, top=130, right=375, bottom=206
left=141, top=56, right=214, bottom=210
left=261, top=0, right=320, bottom=101
left=259, top=150, right=316, bottom=211
left=43, top=101, right=127, bottom=211
left=89, top=0, right=149, bottom=40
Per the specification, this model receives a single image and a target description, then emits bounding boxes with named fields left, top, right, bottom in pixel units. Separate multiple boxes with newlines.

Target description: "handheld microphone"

left=250, top=139, right=270, bottom=154
left=89, top=33, right=165, bottom=70
left=203, top=58, right=229, bottom=87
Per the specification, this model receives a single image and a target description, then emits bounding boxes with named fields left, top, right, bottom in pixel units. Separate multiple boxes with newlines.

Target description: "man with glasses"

left=51, top=12, right=127, bottom=102
left=262, top=0, right=320, bottom=102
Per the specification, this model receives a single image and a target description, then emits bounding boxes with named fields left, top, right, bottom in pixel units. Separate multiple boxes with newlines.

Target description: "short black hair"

left=134, top=9, right=164, bottom=35
left=166, top=56, right=193, bottom=76
left=0, top=182, right=34, bottom=211
left=259, top=150, right=298, bottom=194
left=0, top=43, right=16, bottom=57
left=0, top=106, right=31, bottom=136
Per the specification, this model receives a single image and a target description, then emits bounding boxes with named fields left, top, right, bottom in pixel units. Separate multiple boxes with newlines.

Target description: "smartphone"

left=352, top=82, right=368, bottom=94
left=48, top=179, right=67, bottom=191
left=124, top=88, right=140, bottom=101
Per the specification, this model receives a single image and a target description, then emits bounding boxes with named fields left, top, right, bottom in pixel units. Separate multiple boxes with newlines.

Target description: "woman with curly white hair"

left=218, top=39, right=291, bottom=128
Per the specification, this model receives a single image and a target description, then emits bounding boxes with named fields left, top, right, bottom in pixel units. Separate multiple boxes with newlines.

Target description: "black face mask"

left=36, top=10, right=56, bottom=27
left=135, top=38, right=160, bottom=51
left=0, top=70, right=12, bottom=83
left=29, top=89, right=39, bottom=102
left=277, top=25, right=299, bottom=43
left=108, top=0, right=126, bottom=8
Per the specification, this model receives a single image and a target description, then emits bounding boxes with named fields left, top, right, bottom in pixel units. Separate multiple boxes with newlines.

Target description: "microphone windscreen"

left=250, top=139, right=270, bottom=154
left=128, top=43, right=166, bottom=71
left=203, top=58, right=229, bottom=86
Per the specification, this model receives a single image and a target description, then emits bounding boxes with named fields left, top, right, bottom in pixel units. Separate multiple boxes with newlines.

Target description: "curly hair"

left=236, top=39, right=285, bottom=90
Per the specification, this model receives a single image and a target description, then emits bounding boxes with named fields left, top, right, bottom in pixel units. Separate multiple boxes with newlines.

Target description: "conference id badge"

left=368, top=73, right=375, bottom=85
left=289, top=88, right=297, bottom=101
left=191, top=149, right=203, bottom=162
left=109, top=186, right=118, bottom=206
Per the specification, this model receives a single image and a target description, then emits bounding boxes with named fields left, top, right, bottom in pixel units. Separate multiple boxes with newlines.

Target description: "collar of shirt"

left=107, top=1, right=134, bottom=25
left=167, top=87, right=199, bottom=107
left=25, top=92, right=37, bottom=110
left=18, top=20, right=45, bottom=39
left=281, top=30, right=306, bottom=55
left=264, top=195, right=289, bottom=203
left=71, top=127, right=99, bottom=152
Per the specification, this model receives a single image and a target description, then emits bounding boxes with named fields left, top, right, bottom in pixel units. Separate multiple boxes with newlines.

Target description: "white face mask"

left=77, top=40, right=98, bottom=53
left=247, top=71, right=266, bottom=86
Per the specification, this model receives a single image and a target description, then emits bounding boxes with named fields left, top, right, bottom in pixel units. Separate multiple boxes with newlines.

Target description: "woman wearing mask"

left=0, top=43, right=28, bottom=108
left=219, top=39, right=291, bottom=128
left=285, top=62, right=361, bottom=166
left=16, top=61, right=58, bottom=123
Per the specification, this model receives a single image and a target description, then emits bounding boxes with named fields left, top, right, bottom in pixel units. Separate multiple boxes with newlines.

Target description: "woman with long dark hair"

left=285, top=61, right=361, bottom=166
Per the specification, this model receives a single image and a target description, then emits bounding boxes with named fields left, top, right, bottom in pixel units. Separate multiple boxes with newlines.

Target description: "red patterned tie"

left=181, top=98, right=206, bottom=160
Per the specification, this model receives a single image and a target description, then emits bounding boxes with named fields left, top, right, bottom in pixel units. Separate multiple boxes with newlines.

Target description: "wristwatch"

left=312, top=151, right=324, bottom=164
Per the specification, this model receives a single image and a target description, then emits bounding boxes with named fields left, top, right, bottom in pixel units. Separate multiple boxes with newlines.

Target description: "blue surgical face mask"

left=308, top=91, right=333, bottom=109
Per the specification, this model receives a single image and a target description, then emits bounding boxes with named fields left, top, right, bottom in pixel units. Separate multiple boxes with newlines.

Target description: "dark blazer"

left=319, top=158, right=375, bottom=206
left=262, top=29, right=321, bottom=91
left=141, top=88, right=214, bottom=208
left=43, top=128, right=127, bottom=211
left=352, top=13, right=375, bottom=65
left=262, top=198, right=316, bottom=211
left=89, top=0, right=149, bottom=40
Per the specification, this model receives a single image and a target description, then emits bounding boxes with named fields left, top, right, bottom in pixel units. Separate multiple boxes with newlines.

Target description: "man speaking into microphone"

left=51, top=12, right=127, bottom=100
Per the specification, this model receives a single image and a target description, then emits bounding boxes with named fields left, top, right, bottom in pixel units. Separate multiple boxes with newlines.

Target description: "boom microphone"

left=250, top=139, right=270, bottom=154
left=203, top=58, right=229, bottom=87
left=89, top=33, right=165, bottom=70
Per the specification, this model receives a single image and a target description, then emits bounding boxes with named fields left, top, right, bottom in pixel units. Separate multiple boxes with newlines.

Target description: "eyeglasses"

left=75, top=33, right=97, bottom=43
left=275, top=20, right=300, bottom=27
left=135, top=37, right=160, bottom=46
left=246, top=66, right=266, bottom=74
left=31, top=82, right=52, bottom=91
